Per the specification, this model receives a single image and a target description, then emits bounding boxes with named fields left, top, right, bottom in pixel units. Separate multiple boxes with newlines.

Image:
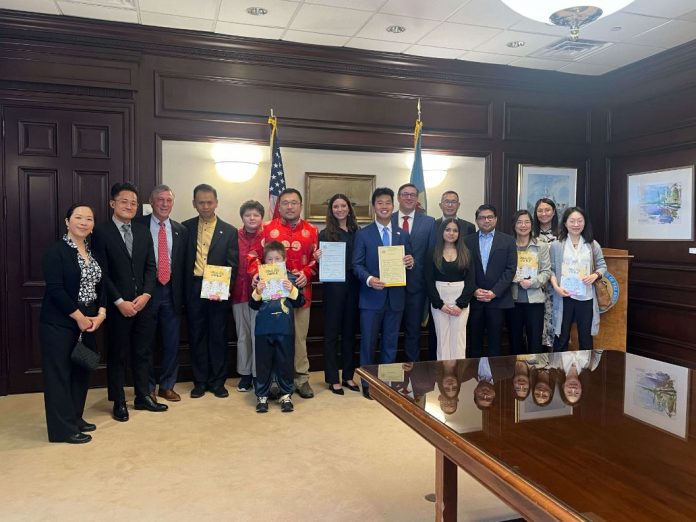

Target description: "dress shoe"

left=149, top=391, right=157, bottom=402
left=362, top=388, right=373, bottom=400
left=190, top=385, right=206, bottom=398
left=134, top=395, right=168, bottom=412
left=66, top=433, right=92, bottom=444
left=113, top=401, right=129, bottom=422
left=297, top=382, right=314, bottom=399
left=77, top=419, right=96, bottom=432
left=329, top=384, right=344, bottom=395
left=158, top=388, right=181, bottom=402
left=342, top=380, right=361, bottom=392
left=212, top=386, right=229, bottom=398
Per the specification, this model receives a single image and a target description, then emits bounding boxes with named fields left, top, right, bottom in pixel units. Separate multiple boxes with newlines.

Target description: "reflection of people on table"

left=518, top=352, right=555, bottom=406
left=554, top=350, right=603, bottom=406
left=435, top=360, right=470, bottom=414
left=388, top=362, right=435, bottom=407
left=512, top=358, right=531, bottom=401
left=473, top=357, right=514, bottom=410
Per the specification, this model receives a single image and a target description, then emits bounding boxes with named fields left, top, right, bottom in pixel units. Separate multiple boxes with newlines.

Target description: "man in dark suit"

left=92, top=182, right=167, bottom=422
left=391, top=183, right=436, bottom=362
left=183, top=184, right=238, bottom=399
left=353, top=187, right=414, bottom=398
left=135, top=185, right=187, bottom=402
left=464, top=204, right=517, bottom=358
left=435, top=190, right=476, bottom=237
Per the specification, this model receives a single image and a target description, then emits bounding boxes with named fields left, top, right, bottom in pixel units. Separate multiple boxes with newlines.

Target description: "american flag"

left=268, top=115, right=287, bottom=220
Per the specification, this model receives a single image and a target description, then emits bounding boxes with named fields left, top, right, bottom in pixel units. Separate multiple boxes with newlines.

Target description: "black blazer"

left=182, top=215, right=239, bottom=297
left=91, top=219, right=157, bottom=306
left=40, top=239, right=107, bottom=328
left=464, top=230, right=517, bottom=309
left=435, top=217, right=476, bottom=238
left=134, top=215, right=188, bottom=311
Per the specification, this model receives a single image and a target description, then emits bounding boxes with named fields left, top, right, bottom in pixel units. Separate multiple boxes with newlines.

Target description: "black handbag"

left=71, top=334, right=100, bottom=370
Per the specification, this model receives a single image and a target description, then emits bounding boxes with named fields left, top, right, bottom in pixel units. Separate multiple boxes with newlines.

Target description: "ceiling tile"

left=473, top=30, right=560, bottom=56
left=625, top=0, right=696, bottom=18
left=345, top=37, right=410, bottom=53
left=447, top=0, right=522, bottom=30
left=508, top=18, right=568, bottom=37
left=141, top=12, right=215, bottom=32
left=509, top=57, right=567, bottom=71
left=458, top=50, right=517, bottom=65
left=579, top=42, right=664, bottom=67
left=631, top=19, right=696, bottom=48
left=290, top=4, right=373, bottom=36
left=0, top=0, right=60, bottom=14
left=679, top=8, right=696, bottom=23
left=215, top=21, right=284, bottom=39
left=218, top=0, right=299, bottom=27
left=579, top=13, right=669, bottom=43
left=283, top=30, right=350, bottom=46
left=139, top=0, right=220, bottom=19
left=404, top=45, right=466, bottom=59
left=355, top=13, right=441, bottom=43
left=417, top=22, right=500, bottom=50
left=57, top=1, right=139, bottom=22
left=559, top=62, right=615, bottom=76
left=380, top=0, right=467, bottom=22
left=305, top=0, right=385, bottom=11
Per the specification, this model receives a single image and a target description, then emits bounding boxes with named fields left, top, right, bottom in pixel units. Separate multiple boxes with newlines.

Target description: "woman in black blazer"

left=39, top=204, right=106, bottom=444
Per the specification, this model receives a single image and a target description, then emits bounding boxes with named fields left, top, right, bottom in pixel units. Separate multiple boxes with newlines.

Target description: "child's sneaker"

left=237, top=375, right=253, bottom=392
left=279, top=394, right=294, bottom=413
left=256, top=396, right=269, bottom=413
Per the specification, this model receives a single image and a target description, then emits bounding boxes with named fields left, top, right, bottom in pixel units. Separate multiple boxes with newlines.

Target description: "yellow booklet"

left=515, top=251, right=539, bottom=281
left=378, top=245, right=406, bottom=287
left=201, top=265, right=231, bottom=300
left=258, top=261, right=290, bottom=301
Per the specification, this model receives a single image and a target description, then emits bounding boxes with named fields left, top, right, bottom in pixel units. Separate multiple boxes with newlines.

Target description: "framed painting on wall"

left=517, top=165, right=577, bottom=216
left=627, top=166, right=694, bottom=241
left=305, top=172, right=376, bottom=224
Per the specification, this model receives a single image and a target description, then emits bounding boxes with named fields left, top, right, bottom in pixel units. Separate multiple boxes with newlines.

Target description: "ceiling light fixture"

left=500, top=1, right=635, bottom=41
left=246, top=7, right=268, bottom=16
left=386, top=25, right=406, bottom=34
left=506, top=40, right=525, bottom=48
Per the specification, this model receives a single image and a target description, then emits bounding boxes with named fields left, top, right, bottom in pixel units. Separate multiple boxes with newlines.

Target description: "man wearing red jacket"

left=261, top=188, right=318, bottom=399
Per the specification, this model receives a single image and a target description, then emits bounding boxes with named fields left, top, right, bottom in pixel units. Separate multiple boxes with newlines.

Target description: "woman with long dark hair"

left=549, top=207, right=607, bottom=351
left=533, top=198, right=559, bottom=349
left=39, top=204, right=106, bottom=443
left=314, top=194, right=360, bottom=394
left=425, top=218, right=475, bottom=360
left=509, top=210, right=551, bottom=354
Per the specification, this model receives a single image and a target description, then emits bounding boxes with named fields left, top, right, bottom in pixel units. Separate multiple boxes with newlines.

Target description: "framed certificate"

left=318, top=241, right=346, bottom=282
left=378, top=245, right=406, bottom=287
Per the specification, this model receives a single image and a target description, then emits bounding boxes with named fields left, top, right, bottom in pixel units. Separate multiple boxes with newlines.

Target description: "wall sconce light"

left=212, top=142, right=261, bottom=183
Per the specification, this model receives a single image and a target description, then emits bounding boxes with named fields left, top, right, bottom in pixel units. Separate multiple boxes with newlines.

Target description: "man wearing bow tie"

left=183, top=184, right=238, bottom=399
left=353, top=187, right=414, bottom=399
left=135, top=185, right=188, bottom=403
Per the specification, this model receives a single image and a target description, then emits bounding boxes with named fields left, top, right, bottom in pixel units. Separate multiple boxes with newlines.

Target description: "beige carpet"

left=0, top=372, right=517, bottom=521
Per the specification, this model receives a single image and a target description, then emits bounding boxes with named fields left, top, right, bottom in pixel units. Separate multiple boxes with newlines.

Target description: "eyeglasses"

left=115, top=199, right=137, bottom=207
left=280, top=201, right=301, bottom=207
left=441, top=200, right=459, bottom=206
left=399, top=193, right=418, bottom=199
left=477, top=215, right=496, bottom=221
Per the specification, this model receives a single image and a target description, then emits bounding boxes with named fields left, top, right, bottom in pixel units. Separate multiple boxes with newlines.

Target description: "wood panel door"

left=3, top=104, right=127, bottom=393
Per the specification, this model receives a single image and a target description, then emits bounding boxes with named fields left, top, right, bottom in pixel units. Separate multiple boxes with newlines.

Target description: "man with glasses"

left=261, top=188, right=318, bottom=399
left=464, top=205, right=517, bottom=358
left=92, top=182, right=167, bottom=422
left=435, top=190, right=475, bottom=237
left=391, top=183, right=436, bottom=362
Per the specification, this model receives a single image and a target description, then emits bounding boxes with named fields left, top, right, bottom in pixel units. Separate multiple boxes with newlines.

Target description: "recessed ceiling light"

left=506, top=40, right=526, bottom=48
left=386, top=25, right=406, bottom=34
left=246, top=7, right=268, bottom=16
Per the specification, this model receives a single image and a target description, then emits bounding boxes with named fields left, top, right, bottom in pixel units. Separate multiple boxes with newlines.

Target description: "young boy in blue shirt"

left=249, top=241, right=305, bottom=413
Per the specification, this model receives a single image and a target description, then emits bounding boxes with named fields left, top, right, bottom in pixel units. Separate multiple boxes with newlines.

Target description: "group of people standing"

left=38, top=178, right=606, bottom=444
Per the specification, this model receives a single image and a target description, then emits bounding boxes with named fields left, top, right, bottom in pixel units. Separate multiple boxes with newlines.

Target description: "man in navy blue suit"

left=353, top=187, right=414, bottom=399
left=391, top=183, right=436, bottom=362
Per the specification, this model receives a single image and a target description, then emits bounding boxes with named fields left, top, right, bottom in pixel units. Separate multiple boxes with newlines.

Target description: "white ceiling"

left=2, top=0, right=696, bottom=75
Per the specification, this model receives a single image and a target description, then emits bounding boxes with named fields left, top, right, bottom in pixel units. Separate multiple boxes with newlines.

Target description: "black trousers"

left=255, top=334, right=294, bottom=398
left=39, top=303, right=96, bottom=442
left=106, top=303, right=154, bottom=402
left=322, top=280, right=358, bottom=384
left=467, top=305, right=505, bottom=358
left=187, top=278, right=229, bottom=390
left=508, top=302, right=545, bottom=355
left=553, top=297, right=594, bottom=352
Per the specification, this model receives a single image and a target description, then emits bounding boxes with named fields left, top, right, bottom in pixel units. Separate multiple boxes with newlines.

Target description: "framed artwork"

left=515, top=390, right=574, bottom=422
left=623, top=354, right=690, bottom=440
left=627, top=166, right=694, bottom=241
left=305, top=172, right=376, bottom=224
left=517, top=165, right=577, bottom=216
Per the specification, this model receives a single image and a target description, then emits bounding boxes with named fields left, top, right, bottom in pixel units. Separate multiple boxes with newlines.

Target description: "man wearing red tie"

left=136, top=185, right=188, bottom=402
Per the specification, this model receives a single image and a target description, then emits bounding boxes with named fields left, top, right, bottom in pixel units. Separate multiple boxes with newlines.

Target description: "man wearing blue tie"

left=353, top=188, right=414, bottom=399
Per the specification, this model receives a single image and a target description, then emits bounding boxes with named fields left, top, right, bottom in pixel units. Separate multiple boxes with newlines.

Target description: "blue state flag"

left=410, top=119, right=427, bottom=213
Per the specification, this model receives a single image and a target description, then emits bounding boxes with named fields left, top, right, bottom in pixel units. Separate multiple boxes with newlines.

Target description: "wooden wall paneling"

left=504, top=104, right=591, bottom=145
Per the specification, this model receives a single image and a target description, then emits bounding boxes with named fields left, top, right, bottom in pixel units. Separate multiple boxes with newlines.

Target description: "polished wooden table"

left=357, top=351, right=696, bottom=521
